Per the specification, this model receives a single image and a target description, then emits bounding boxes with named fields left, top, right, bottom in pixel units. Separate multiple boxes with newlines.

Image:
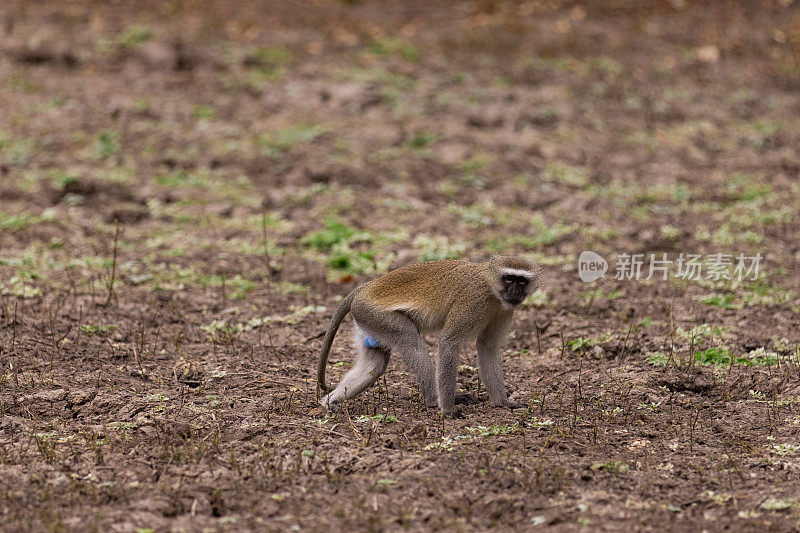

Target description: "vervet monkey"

left=316, top=255, right=539, bottom=417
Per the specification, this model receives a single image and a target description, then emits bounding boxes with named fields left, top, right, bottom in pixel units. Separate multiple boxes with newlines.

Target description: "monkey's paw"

left=320, top=397, right=343, bottom=412
left=501, top=399, right=526, bottom=410
left=455, top=392, right=481, bottom=405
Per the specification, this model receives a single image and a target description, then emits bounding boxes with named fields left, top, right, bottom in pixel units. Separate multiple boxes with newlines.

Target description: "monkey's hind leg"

left=320, top=326, right=389, bottom=410
left=354, top=311, right=438, bottom=409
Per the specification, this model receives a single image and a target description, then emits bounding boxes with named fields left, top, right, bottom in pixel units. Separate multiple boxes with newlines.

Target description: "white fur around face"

left=499, top=268, right=534, bottom=279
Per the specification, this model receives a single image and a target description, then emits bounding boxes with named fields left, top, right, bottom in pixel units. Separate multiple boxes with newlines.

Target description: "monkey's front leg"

left=435, top=337, right=463, bottom=418
left=477, top=330, right=525, bottom=410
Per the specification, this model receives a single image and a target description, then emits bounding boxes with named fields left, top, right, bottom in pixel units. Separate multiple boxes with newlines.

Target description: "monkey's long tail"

left=317, top=290, right=356, bottom=393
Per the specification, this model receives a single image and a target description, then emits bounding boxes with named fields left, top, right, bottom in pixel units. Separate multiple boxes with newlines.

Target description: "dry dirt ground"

left=2, top=1, right=800, bottom=531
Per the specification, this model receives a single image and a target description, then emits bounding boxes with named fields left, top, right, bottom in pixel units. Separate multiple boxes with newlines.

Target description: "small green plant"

left=252, top=46, right=293, bottom=66
left=0, top=272, right=41, bottom=298
left=524, top=289, right=547, bottom=306
left=745, top=347, right=778, bottom=366
left=201, top=320, right=242, bottom=340
left=466, top=424, right=519, bottom=437
left=118, top=25, right=152, bottom=47
left=760, top=497, right=797, bottom=511
left=591, top=460, right=628, bottom=474
left=700, top=293, right=737, bottom=309
left=694, top=346, right=734, bottom=366
left=455, top=155, right=489, bottom=187
left=327, top=243, right=375, bottom=275
left=568, top=337, right=592, bottom=350
left=0, top=212, right=33, bottom=230
left=772, top=443, right=800, bottom=456
left=258, top=125, right=322, bottom=157
left=485, top=217, right=573, bottom=250
left=80, top=324, right=117, bottom=335
left=660, top=225, right=681, bottom=239
left=48, top=170, right=79, bottom=190
left=525, top=417, right=554, bottom=428
left=424, top=436, right=461, bottom=451
left=368, top=38, right=419, bottom=62
left=543, top=162, right=589, bottom=188
left=94, top=131, right=120, bottom=159
left=413, top=235, right=465, bottom=261
left=354, top=414, right=398, bottom=423
left=227, top=276, right=256, bottom=299
left=700, top=490, right=732, bottom=504
left=638, top=317, right=655, bottom=327
left=726, top=173, right=773, bottom=202
left=193, top=105, right=215, bottom=119
left=275, top=281, right=309, bottom=295
left=407, top=132, right=436, bottom=149
left=742, top=281, right=792, bottom=305
left=155, top=171, right=207, bottom=188
left=302, top=217, right=356, bottom=250
left=694, top=346, right=778, bottom=367
left=646, top=352, right=670, bottom=366
left=639, top=401, right=662, bottom=412
left=677, top=324, right=725, bottom=343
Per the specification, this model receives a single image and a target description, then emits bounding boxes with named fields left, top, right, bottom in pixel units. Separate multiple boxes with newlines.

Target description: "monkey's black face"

left=500, top=275, right=529, bottom=306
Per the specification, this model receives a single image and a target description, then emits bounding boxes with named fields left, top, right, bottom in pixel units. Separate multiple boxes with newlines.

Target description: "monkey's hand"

left=499, top=399, right=526, bottom=410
